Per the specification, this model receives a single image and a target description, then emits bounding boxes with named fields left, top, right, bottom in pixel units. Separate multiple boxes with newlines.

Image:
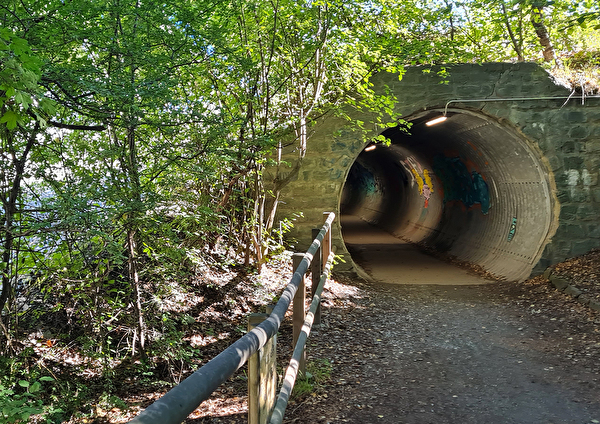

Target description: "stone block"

left=570, top=189, right=589, bottom=203
left=458, top=70, right=498, bottom=84
left=575, top=142, right=587, bottom=154
left=586, top=224, right=600, bottom=238
left=585, top=140, right=600, bottom=153
left=556, top=191, right=570, bottom=202
left=312, top=142, right=332, bottom=154
left=481, top=105, right=509, bottom=119
left=337, top=156, right=352, bottom=169
left=561, top=142, right=576, bottom=154
left=532, top=260, right=550, bottom=276
left=577, top=204, right=597, bottom=221
left=573, top=240, right=600, bottom=257
left=518, top=72, right=534, bottom=83
left=565, top=224, right=586, bottom=238
left=564, top=285, right=582, bottom=297
left=547, top=155, right=563, bottom=172
left=581, top=169, right=598, bottom=186
left=549, top=275, right=569, bottom=290
left=512, top=102, right=540, bottom=113
left=547, top=126, right=570, bottom=142
left=518, top=82, right=549, bottom=96
left=534, top=137, right=553, bottom=152
left=329, top=169, right=343, bottom=180
left=567, top=111, right=587, bottom=123
left=454, top=85, right=492, bottom=98
left=494, top=84, right=520, bottom=97
left=563, top=156, right=584, bottom=169
left=589, top=300, right=600, bottom=311
left=523, top=124, right=548, bottom=141
left=316, top=156, right=336, bottom=167
left=569, top=125, right=591, bottom=140
left=529, top=111, right=548, bottom=121
left=577, top=294, right=591, bottom=305
left=553, top=240, right=574, bottom=257
left=559, top=205, right=579, bottom=220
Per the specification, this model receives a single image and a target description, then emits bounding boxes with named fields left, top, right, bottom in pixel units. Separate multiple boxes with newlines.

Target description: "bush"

left=0, top=377, right=55, bottom=423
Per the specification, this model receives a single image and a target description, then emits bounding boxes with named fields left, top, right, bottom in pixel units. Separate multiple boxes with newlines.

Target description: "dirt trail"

left=291, top=281, right=600, bottom=424
left=285, top=217, right=600, bottom=423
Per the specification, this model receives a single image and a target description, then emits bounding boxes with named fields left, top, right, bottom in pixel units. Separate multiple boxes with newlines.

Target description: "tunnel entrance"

left=340, top=109, right=557, bottom=282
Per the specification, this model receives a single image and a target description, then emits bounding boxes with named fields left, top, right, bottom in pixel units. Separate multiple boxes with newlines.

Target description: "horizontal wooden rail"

left=128, top=212, right=335, bottom=424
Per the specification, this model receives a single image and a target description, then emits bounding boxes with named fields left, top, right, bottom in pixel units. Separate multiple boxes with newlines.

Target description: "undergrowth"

left=554, top=49, right=600, bottom=94
left=0, top=240, right=294, bottom=422
left=292, top=359, right=333, bottom=400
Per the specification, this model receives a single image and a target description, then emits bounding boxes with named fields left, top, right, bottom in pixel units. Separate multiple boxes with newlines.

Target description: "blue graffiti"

left=347, top=161, right=377, bottom=195
left=359, top=168, right=377, bottom=195
left=432, top=155, right=490, bottom=214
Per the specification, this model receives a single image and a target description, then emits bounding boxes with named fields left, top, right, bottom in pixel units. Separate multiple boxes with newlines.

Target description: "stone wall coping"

left=544, top=268, right=600, bottom=312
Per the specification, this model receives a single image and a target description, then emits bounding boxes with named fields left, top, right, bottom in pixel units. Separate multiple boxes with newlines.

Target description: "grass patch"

left=291, top=359, right=332, bottom=400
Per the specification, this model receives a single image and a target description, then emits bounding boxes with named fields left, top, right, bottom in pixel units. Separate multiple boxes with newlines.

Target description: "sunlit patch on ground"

left=187, top=331, right=231, bottom=348
left=188, top=395, right=248, bottom=419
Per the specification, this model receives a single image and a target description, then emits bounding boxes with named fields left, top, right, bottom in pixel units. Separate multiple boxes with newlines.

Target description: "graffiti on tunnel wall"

left=403, top=157, right=434, bottom=208
left=341, top=161, right=382, bottom=214
left=348, top=161, right=379, bottom=196
left=432, top=155, right=490, bottom=214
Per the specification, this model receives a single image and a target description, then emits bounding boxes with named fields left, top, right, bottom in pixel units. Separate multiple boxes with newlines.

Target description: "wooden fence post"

left=248, top=313, right=277, bottom=424
left=292, top=253, right=306, bottom=374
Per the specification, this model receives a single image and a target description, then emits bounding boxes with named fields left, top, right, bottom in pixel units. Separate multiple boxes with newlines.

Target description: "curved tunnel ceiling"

left=340, top=109, right=556, bottom=281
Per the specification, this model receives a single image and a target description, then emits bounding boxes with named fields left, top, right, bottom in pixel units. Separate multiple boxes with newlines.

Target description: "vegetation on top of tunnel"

left=1, top=0, right=599, bottom=421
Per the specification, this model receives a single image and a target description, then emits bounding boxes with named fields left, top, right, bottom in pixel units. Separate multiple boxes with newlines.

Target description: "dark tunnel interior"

left=340, top=109, right=556, bottom=281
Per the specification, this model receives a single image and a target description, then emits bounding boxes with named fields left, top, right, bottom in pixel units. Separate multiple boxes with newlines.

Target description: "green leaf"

left=29, top=382, right=41, bottom=393
left=9, top=38, right=29, bottom=55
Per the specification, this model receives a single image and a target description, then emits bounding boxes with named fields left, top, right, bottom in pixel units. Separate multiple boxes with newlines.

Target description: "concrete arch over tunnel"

left=340, top=109, right=557, bottom=281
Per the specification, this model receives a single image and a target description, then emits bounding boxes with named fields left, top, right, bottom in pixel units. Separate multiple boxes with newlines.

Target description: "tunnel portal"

left=340, top=109, right=555, bottom=281
left=275, top=63, right=600, bottom=281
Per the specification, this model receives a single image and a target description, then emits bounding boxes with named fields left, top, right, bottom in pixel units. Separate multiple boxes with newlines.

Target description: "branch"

left=40, top=77, right=112, bottom=118
left=48, top=120, right=106, bottom=131
left=501, top=1, right=524, bottom=61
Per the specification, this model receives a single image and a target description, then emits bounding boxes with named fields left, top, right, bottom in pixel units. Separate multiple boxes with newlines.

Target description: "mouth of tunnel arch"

left=340, top=109, right=557, bottom=282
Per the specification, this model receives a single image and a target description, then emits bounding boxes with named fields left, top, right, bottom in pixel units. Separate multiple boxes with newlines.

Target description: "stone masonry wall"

left=274, top=63, right=600, bottom=277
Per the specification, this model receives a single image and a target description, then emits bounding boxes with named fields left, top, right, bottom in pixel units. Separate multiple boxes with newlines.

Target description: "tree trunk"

left=264, top=190, right=280, bottom=235
left=125, top=126, right=146, bottom=358
left=0, top=125, right=38, bottom=327
left=530, top=5, right=557, bottom=64
left=128, top=227, right=145, bottom=357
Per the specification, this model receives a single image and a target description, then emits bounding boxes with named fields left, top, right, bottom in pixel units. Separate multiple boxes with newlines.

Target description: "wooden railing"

left=128, top=212, right=335, bottom=424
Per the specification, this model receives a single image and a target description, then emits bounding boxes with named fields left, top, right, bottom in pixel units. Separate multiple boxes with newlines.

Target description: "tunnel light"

left=364, top=145, right=376, bottom=151
left=425, top=116, right=447, bottom=126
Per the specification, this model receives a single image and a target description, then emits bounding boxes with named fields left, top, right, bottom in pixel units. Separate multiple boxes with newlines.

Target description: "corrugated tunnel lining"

left=340, top=109, right=556, bottom=281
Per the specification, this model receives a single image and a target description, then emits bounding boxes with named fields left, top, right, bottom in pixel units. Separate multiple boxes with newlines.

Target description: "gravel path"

left=289, top=280, right=600, bottom=424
